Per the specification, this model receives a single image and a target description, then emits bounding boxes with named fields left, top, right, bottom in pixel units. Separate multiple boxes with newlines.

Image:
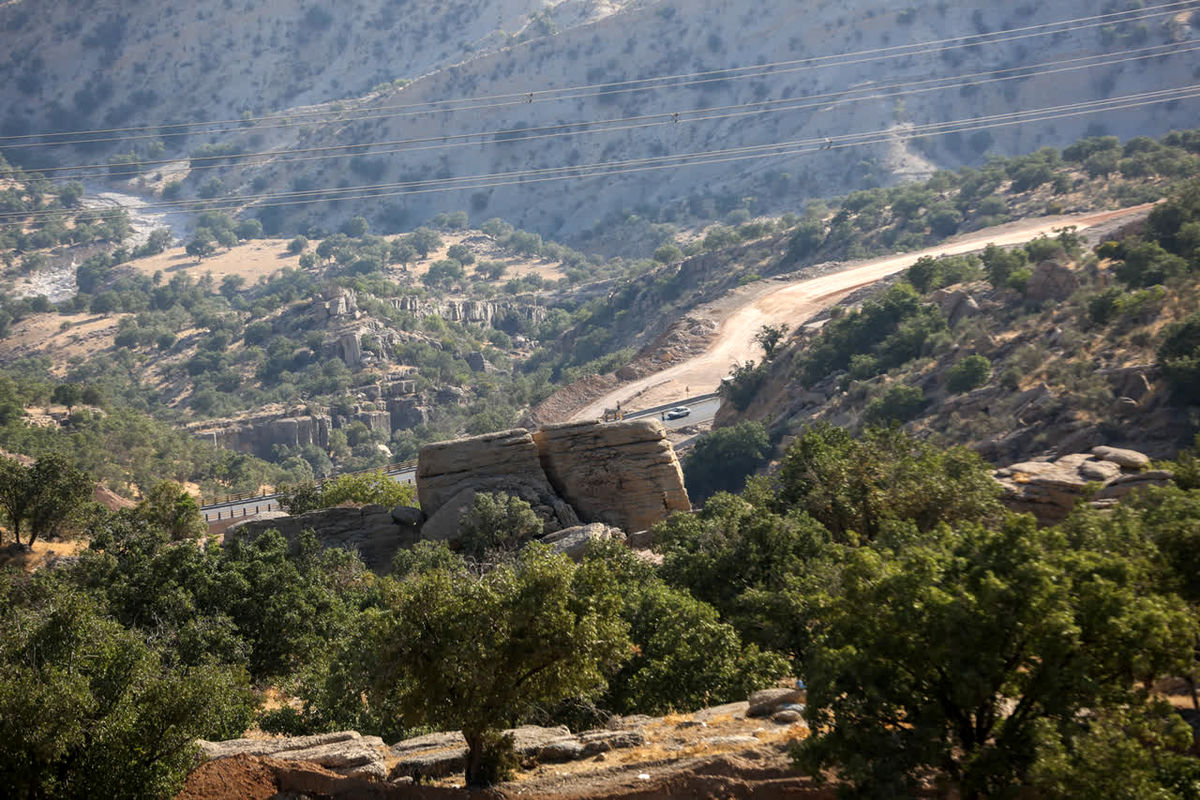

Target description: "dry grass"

left=128, top=239, right=306, bottom=283
left=0, top=537, right=87, bottom=572
left=0, top=313, right=124, bottom=374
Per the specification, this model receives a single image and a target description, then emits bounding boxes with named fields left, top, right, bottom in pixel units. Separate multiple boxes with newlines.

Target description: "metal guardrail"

left=200, top=392, right=723, bottom=521
left=201, top=459, right=417, bottom=513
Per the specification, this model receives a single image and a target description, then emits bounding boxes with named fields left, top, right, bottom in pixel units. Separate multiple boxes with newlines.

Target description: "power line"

left=15, top=39, right=1196, bottom=184
left=4, top=85, right=1193, bottom=223
left=0, top=0, right=1190, bottom=150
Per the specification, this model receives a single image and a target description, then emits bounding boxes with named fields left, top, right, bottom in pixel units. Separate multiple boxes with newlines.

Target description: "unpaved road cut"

left=572, top=205, right=1152, bottom=420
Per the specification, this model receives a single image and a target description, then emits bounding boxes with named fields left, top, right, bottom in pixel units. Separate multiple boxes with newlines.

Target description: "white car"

left=664, top=406, right=691, bottom=420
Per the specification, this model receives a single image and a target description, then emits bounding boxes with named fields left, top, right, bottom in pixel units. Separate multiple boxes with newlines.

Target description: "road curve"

left=571, top=205, right=1152, bottom=420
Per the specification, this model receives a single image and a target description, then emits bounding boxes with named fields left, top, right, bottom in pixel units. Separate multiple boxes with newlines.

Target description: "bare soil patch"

left=0, top=313, right=124, bottom=373
left=129, top=240, right=306, bottom=284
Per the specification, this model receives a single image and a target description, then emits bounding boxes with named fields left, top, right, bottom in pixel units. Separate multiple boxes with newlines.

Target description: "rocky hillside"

left=718, top=179, right=1200, bottom=469
left=0, top=0, right=637, bottom=148
left=2, top=1, right=1192, bottom=242
left=77, top=1, right=1200, bottom=237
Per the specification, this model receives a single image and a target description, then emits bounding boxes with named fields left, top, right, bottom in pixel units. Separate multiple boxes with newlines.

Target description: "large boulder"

left=994, top=447, right=1171, bottom=524
left=417, top=429, right=579, bottom=539
left=533, top=419, right=691, bottom=533
left=539, top=523, right=626, bottom=561
left=1025, top=260, right=1078, bottom=303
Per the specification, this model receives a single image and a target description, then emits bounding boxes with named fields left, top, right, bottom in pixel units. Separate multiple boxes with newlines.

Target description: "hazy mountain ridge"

left=0, top=0, right=637, bottom=143
left=209, top=0, right=1197, bottom=237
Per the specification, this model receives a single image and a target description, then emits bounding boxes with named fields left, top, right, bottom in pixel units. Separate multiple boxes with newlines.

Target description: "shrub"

left=683, top=421, right=770, bottom=503
left=1158, top=312, right=1200, bottom=404
left=458, top=492, right=543, bottom=559
left=864, top=384, right=926, bottom=424
left=945, top=354, right=991, bottom=393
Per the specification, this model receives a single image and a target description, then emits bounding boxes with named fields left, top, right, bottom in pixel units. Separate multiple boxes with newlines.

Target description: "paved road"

left=202, top=396, right=722, bottom=523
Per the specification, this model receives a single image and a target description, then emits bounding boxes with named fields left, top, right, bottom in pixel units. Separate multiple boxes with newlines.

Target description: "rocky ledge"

left=995, top=445, right=1173, bottom=524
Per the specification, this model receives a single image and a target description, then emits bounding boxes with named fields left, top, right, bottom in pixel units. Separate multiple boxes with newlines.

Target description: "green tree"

left=134, top=481, right=206, bottom=540
left=341, top=216, right=369, bottom=237
left=364, top=546, right=629, bottom=786
left=602, top=576, right=786, bottom=715
left=458, top=492, right=544, bottom=559
left=57, top=181, right=85, bottom=208
left=863, top=384, right=926, bottom=425
left=0, top=586, right=254, bottom=799
left=0, top=454, right=92, bottom=546
left=184, top=236, right=215, bottom=261
left=1159, top=312, right=1200, bottom=404
left=51, top=382, right=83, bottom=410
left=407, top=227, right=443, bottom=258
left=773, top=424, right=1001, bottom=541
left=421, top=258, right=465, bottom=289
left=653, top=243, right=683, bottom=263
left=683, top=421, right=770, bottom=503
left=946, top=354, right=992, bottom=393
left=1031, top=702, right=1200, bottom=800
left=445, top=243, right=475, bottom=266
left=654, top=492, right=833, bottom=657
left=278, top=470, right=415, bottom=514
left=235, top=218, right=263, bottom=240
left=981, top=243, right=1028, bottom=288
left=754, top=323, right=789, bottom=360
left=793, top=515, right=1197, bottom=799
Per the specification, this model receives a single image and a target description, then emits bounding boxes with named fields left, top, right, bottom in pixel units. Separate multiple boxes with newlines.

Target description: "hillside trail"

left=571, top=204, right=1154, bottom=421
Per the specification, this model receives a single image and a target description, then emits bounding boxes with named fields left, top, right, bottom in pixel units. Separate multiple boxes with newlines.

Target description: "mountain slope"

left=208, top=0, right=1197, bottom=237
left=0, top=0, right=637, bottom=147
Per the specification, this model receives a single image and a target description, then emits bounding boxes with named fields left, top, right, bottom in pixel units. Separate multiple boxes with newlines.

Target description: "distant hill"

left=0, top=1, right=1193, bottom=242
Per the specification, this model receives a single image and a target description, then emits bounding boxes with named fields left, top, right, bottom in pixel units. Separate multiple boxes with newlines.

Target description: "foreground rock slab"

left=196, top=731, right=387, bottom=779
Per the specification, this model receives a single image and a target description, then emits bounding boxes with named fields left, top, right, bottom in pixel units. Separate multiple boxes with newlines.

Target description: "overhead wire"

left=4, top=84, right=1194, bottom=224
left=0, top=0, right=1191, bottom=149
left=15, top=38, right=1197, bottom=183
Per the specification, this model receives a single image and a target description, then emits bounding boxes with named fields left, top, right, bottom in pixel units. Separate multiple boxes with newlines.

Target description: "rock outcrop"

left=388, top=724, right=647, bottom=780
left=533, top=419, right=691, bottom=534
left=188, top=409, right=331, bottom=459
left=389, top=296, right=546, bottom=329
left=196, top=731, right=387, bottom=780
left=414, top=419, right=690, bottom=546
left=1025, top=260, right=1079, bottom=303
left=417, top=429, right=580, bottom=537
left=226, top=504, right=423, bottom=572
left=540, top=523, right=626, bottom=561
left=994, top=446, right=1173, bottom=524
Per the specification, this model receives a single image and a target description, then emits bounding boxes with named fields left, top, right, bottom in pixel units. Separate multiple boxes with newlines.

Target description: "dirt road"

left=572, top=205, right=1152, bottom=420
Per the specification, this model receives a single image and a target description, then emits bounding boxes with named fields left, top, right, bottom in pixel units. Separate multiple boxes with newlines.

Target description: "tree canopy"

left=363, top=545, right=629, bottom=785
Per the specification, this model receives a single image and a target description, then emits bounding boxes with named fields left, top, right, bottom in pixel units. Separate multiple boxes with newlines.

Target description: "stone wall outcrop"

left=389, top=295, right=546, bottom=328
left=188, top=409, right=331, bottom=459
left=226, top=504, right=423, bottom=572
